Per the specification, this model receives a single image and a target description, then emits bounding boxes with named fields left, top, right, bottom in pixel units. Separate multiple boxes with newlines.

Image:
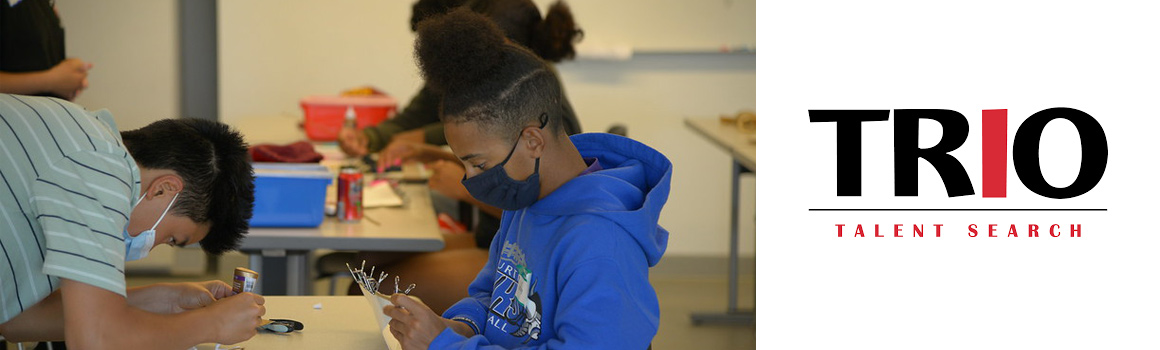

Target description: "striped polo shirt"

left=0, top=94, right=140, bottom=324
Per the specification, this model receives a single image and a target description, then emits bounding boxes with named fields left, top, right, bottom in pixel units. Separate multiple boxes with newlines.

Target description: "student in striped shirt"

left=0, top=94, right=265, bottom=348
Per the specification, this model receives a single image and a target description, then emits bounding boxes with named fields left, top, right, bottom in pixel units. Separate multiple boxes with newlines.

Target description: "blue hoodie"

left=432, top=133, right=672, bottom=349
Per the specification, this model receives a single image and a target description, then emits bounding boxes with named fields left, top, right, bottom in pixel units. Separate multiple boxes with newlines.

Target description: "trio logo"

left=808, top=108, right=1108, bottom=199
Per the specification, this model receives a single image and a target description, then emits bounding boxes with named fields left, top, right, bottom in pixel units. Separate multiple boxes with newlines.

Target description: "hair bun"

left=415, top=8, right=508, bottom=94
left=531, top=1, right=580, bottom=62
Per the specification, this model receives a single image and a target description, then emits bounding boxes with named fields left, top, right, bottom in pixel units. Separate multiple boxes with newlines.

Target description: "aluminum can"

left=232, top=267, right=259, bottom=293
left=337, top=166, right=364, bottom=222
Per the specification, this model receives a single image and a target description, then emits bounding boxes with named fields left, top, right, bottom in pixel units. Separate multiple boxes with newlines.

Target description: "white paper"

left=358, top=284, right=402, bottom=350
left=363, top=180, right=403, bottom=207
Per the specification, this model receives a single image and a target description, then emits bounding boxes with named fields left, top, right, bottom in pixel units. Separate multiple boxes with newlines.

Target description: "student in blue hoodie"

left=381, top=8, right=672, bottom=350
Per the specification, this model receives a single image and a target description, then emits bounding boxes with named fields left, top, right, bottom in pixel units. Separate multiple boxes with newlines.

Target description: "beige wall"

left=53, top=0, right=183, bottom=270
left=55, top=0, right=180, bottom=131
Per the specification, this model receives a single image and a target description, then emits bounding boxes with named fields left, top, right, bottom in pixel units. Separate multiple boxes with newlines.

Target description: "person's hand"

left=427, top=160, right=470, bottom=201
left=127, top=281, right=236, bottom=314
left=377, top=130, right=426, bottom=170
left=384, top=293, right=447, bottom=350
left=45, top=58, right=92, bottom=101
left=205, top=292, right=266, bottom=345
left=338, top=127, right=369, bottom=156
left=170, top=280, right=237, bottom=313
left=198, top=280, right=238, bottom=300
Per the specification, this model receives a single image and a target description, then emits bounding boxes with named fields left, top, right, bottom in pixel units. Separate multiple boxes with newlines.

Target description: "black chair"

left=315, top=251, right=358, bottom=295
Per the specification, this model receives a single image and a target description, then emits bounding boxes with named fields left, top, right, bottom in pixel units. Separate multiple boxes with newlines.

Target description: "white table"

left=240, top=183, right=444, bottom=295
left=195, top=296, right=401, bottom=350
left=684, top=118, right=756, bottom=325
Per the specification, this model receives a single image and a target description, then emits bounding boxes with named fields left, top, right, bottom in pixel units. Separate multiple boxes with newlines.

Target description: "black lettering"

left=1012, top=108, right=1107, bottom=199
left=809, top=110, right=890, bottom=196
left=894, top=109, right=974, bottom=197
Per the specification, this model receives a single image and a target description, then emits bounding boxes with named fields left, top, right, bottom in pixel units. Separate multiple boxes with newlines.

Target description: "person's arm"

left=378, top=142, right=460, bottom=170
left=62, top=279, right=265, bottom=348
left=0, top=58, right=91, bottom=100
left=126, top=281, right=236, bottom=314
left=363, top=85, right=443, bottom=152
left=0, top=290, right=65, bottom=341
left=421, top=122, right=448, bottom=145
left=1, top=279, right=265, bottom=347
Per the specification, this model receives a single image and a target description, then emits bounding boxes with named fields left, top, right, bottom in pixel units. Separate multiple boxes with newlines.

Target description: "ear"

left=144, top=174, right=186, bottom=200
left=522, top=125, right=546, bottom=159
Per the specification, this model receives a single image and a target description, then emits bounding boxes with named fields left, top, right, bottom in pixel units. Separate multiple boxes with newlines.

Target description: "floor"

left=120, top=252, right=757, bottom=350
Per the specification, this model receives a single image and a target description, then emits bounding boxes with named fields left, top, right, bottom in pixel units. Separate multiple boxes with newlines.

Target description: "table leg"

left=691, top=160, right=755, bottom=325
left=244, top=250, right=289, bottom=295
left=286, top=250, right=312, bottom=296
left=248, top=253, right=263, bottom=295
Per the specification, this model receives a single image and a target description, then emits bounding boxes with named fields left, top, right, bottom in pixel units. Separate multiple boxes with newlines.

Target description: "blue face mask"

left=124, top=192, right=179, bottom=261
left=461, top=116, right=547, bottom=211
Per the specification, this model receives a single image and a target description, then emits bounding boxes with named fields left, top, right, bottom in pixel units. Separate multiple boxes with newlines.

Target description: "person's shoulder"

left=554, top=214, right=634, bottom=247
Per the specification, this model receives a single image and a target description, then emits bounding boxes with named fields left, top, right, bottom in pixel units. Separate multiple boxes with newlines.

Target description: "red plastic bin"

left=300, top=95, right=398, bottom=141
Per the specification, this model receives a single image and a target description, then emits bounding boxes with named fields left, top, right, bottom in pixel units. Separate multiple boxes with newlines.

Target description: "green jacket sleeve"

left=361, top=84, right=443, bottom=152
left=421, top=123, right=448, bottom=145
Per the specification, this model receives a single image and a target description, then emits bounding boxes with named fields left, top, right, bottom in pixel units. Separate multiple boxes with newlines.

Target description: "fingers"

left=338, top=128, right=368, bottom=156
left=376, top=150, right=391, bottom=172
left=204, top=280, right=233, bottom=298
left=390, top=293, right=423, bottom=310
left=198, top=289, right=215, bottom=308
left=383, top=304, right=409, bottom=319
left=389, top=319, right=405, bottom=340
left=377, top=147, right=404, bottom=171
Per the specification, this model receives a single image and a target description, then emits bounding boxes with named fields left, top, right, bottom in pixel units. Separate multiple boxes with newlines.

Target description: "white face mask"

left=123, top=192, right=179, bottom=261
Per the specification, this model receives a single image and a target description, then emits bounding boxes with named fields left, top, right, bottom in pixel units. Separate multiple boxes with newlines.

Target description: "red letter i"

left=982, top=109, right=1007, bottom=198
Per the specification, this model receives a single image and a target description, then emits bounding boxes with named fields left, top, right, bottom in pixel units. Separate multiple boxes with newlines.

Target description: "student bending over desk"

left=0, top=95, right=265, bottom=349
left=380, top=9, right=672, bottom=350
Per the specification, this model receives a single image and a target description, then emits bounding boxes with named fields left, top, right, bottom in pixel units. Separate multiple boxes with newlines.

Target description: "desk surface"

left=684, top=118, right=757, bottom=171
left=197, top=296, right=401, bottom=350
left=241, top=183, right=444, bottom=252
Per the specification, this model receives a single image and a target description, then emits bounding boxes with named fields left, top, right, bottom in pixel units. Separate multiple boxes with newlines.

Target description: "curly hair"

left=411, top=0, right=582, bottom=63
left=409, top=0, right=470, bottom=32
left=121, top=119, right=254, bottom=255
left=470, top=0, right=582, bottom=62
left=415, top=7, right=571, bottom=141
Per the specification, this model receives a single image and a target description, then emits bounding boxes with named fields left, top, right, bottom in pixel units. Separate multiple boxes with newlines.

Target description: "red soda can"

left=337, top=166, right=363, bottom=222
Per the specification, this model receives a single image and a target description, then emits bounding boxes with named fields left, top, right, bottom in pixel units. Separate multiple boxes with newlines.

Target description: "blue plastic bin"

left=249, top=163, right=333, bottom=227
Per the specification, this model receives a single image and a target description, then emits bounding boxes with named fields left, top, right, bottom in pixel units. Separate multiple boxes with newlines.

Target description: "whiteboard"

left=537, top=0, right=756, bottom=53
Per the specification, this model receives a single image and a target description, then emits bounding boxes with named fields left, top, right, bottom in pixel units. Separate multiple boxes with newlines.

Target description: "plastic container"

left=300, top=95, right=398, bottom=141
left=249, top=163, right=334, bottom=227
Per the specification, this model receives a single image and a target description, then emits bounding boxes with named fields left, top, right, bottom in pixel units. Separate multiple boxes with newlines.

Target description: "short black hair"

left=121, top=119, right=254, bottom=255
left=415, top=7, right=571, bottom=141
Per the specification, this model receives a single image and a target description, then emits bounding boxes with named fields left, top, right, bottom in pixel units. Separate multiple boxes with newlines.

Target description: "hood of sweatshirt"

left=529, top=133, right=672, bottom=266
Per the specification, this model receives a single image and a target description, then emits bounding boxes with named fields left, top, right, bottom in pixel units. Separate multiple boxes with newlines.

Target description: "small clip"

left=260, top=318, right=305, bottom=333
